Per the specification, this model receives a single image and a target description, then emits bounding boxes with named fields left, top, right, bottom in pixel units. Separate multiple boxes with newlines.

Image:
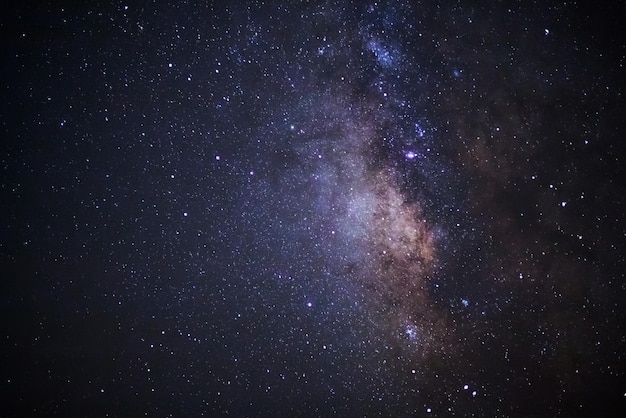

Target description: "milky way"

left=241, top=85, right=450, bottom=361
left=2, top=1, right=625, bottom=416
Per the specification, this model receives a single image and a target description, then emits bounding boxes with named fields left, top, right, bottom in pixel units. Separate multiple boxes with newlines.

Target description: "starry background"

left=1, top=1, right=626, bottom=416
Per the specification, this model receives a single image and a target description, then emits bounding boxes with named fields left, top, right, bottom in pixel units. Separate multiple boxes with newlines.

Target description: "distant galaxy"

left=1, top=1, right=625, bottom=416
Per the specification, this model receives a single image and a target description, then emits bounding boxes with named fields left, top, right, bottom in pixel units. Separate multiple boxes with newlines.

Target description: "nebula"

left=280, top=93, right=449, bottom=359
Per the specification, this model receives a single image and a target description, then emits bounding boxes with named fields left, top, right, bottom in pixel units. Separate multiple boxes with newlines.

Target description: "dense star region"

left=1, top=1, right=625, bottom=416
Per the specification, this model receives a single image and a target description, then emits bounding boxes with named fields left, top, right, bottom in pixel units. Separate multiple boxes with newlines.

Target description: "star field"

left=1, top=1, right=626, bottom=416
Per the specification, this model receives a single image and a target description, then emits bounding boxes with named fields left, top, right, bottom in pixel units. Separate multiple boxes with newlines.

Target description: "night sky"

left=2, top=1, right=626, bottom=416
